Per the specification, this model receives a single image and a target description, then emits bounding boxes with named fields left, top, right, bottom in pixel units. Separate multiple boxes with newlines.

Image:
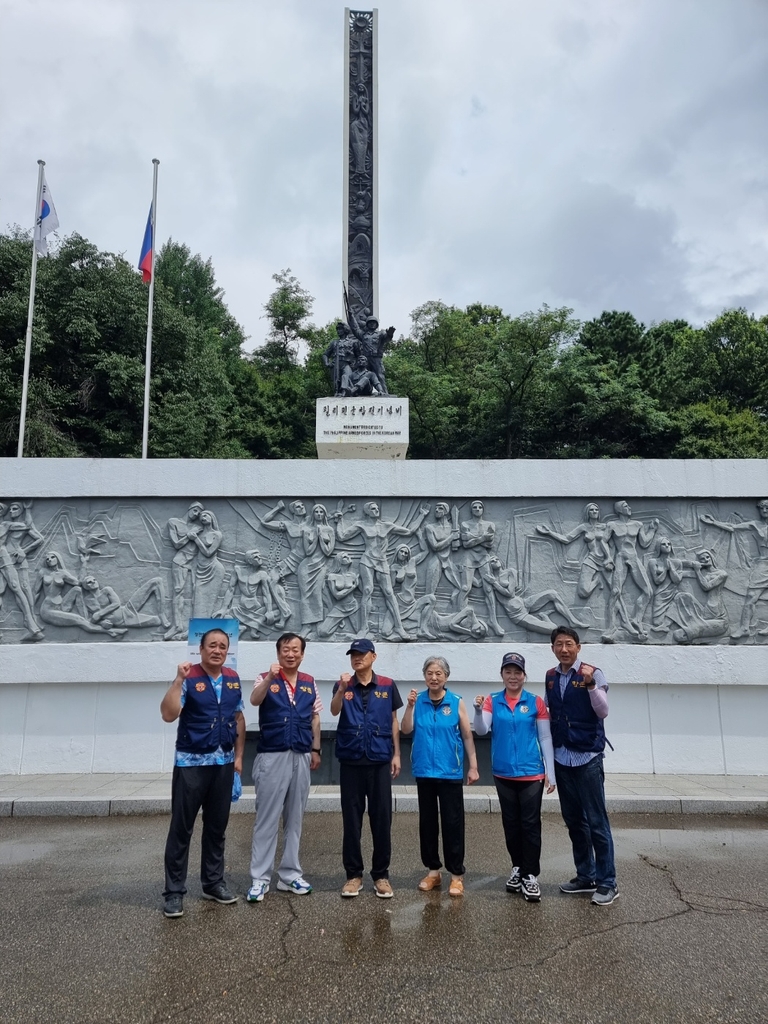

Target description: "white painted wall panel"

left=719, top=686, right=768, bottom=774
left=20, top=684, right=97, bottom=773
left=648, top=686, right=725, bottom=774
left=0, top=684, right=28, bottom=774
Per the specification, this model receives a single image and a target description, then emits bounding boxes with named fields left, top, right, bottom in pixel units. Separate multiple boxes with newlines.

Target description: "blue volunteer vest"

left=545, top=666, right=606, bottom=753
left=257, top=671, right=317, bottom=754
left=410, top=689, right=464, bottom=781
left=490, top=687, right=544, bottom=778
left=175, top=665, right=241, bottom=755
left=335, top=673, right=394, bottom=763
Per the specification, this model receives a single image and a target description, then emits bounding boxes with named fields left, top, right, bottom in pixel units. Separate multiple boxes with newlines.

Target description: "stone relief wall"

left=3, top=495, right=768, bottom=647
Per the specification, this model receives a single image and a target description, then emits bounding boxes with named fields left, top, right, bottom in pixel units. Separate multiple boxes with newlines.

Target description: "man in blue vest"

left=331, top=638, right=402, bottom=897
left=246, top=632, right=322, bottom=902
left=160, top=628, right=245, bottom=918
left=545, top=626, right=618, bottom=906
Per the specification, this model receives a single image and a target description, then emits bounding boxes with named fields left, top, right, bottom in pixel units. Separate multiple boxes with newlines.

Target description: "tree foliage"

left=1, top=229, right=766, bottom=460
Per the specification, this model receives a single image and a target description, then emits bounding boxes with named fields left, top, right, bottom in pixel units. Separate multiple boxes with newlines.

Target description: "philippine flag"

left=139, top=205, right=153, bottom=283
left=34, top=173, right=59, bottom=256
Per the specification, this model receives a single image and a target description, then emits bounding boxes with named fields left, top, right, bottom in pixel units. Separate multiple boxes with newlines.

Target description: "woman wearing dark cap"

left=474, top=653, right=555, bottom=902
left=400, top=656, right=479, bottom=897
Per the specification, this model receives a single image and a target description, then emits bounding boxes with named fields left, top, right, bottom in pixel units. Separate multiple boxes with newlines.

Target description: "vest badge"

left=299, top=685, right=313, bottom=695
left=270, top=684, right=280, bottom=693
left=374, top=690, right=389, bottom=698
left=344, top=691, right=354, bottom=700
left=442, top=706, right=452, bottom=715
left=195, top=682, right=206, bottom=692
left=519, top=704, right=530, bottom=714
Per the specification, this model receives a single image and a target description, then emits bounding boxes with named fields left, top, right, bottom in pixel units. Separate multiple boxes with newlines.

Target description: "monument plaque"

left=315, top=397, right=409, bottom=459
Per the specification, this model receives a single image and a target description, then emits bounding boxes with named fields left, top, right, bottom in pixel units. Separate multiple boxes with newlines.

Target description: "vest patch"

left=270, top=684, right=280, bottom=693
left=195, top=682, right=206, bottom=692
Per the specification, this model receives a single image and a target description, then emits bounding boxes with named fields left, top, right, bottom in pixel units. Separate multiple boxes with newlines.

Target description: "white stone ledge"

left=3, top=457, right=768, bottom=499
left=2, top=639, right=766, bottom=687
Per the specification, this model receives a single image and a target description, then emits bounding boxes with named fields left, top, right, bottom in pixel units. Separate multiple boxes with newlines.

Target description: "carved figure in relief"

left=0, top=503, right=44, bottom=641
left=488, top=557, right=588, bottom=635
left=421, top=502, right=462, bottom=597
left=333, top=501, right=430, bottom=639
left=260, top=501, right=335, bottom=637
left=536, top=503, right=614, bottom=599
left=456, top=501, right=503, bottom=635
left=349, top=81, right=370, bottom=174
left=216, top=550, right=279, bottom=639
left=672, top=549, right=729, bottom=644
left=81, top=575, right=170, bottom=632
left=191, top=510, right=227, bottom=619
left=4, top=501, right=44, bottom=623
left=700, top=501, right=768, bottom=638
left=34, top=552, right=122, bottom=636
left=382, top=544, right=429, bottom=638
left=646, top=537, right=685, bottom=635
left=601, top=501, right=659, bottom=643
left=411, top=593, right=489, bottom=641
left=167, top=501, right=204, bottom=640
left=318, top=552, right=361, bottom=638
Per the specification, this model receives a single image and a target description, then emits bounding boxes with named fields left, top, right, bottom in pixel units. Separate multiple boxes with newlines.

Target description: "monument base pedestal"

left=315, top=396, right=409, bottom=459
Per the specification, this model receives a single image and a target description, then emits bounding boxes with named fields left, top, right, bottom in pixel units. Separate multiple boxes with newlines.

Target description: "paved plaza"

left=0, top=809, right=766, bottom=1024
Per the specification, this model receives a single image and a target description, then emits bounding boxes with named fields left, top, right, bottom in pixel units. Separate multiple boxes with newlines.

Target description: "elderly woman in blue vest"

left=400, top=656, right=479, bottom=897
left=473, top=652, right=555, bottom=902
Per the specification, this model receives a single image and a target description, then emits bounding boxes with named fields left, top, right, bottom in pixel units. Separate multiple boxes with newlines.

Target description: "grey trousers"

left=250, top=750, right=311, bottom=885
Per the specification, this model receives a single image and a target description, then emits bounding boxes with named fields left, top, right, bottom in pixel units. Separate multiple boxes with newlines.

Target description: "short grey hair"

left=422, top=656, right=450, bottom=678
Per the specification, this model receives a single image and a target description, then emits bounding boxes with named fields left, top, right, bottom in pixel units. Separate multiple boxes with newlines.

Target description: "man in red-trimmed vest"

left=330, top=638, right=403, bottom=898
left=160, top=628, right=245, bottom=918
left=246, top=632, right=322, bottom=903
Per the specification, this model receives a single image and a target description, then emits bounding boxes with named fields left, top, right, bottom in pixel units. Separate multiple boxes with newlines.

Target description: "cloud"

left=1, top=0, right=767, bottom=350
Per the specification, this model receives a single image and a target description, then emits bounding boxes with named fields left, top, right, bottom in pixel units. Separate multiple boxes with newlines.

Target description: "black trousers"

left=339, top=761, right=392, bottom=881
left=494, top=776, right=545, bottom=879
left=163, top=763, right=234, bottom=897
left=416, top=777, right=465, bottom=877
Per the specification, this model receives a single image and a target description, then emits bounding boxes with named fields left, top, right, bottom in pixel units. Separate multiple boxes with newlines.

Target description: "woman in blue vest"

left=474, top=652, right=555, bottom=902
left=400, top=656, right=479, bottom=897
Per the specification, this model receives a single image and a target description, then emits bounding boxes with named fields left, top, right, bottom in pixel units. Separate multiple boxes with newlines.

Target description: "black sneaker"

left=591, top=885, right=620, bottom=906
left=163, top=894, right=184, bottom=918
left=202, top=883, right=238, bottom=905
left=559, top=878, right=597, bottom=894
left=521, top=875, right=541, bottom=902
left=505, top=867, right=522, bottom=892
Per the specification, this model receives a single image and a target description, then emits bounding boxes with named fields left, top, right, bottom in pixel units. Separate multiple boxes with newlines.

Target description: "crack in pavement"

left=639, top=854, right=768, bottom=915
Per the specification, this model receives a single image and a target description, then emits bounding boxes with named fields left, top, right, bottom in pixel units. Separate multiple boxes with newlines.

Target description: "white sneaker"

left=246, top=880, right=269, bottom=903
left=505, top=867, right=521, bottom=892
left=277, top=877, right=313, bottom=894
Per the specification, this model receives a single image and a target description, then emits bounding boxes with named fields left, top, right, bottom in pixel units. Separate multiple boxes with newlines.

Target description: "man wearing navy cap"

left=330, top=638, right=403, bottom=897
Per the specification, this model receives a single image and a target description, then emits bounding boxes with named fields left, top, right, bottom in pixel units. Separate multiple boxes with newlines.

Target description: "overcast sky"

left=2, top=0, right=767, bottom=350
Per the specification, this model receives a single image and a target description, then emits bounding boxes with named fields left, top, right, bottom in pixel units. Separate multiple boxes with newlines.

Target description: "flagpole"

left=141, top=158, right=159, bottom=460
left=17, top=160, right=46, bottom=458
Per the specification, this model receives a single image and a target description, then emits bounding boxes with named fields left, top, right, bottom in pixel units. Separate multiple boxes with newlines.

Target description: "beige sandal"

left=449, top=878, right=464, bottom=897
left=418, top=873, right=442, bottom=891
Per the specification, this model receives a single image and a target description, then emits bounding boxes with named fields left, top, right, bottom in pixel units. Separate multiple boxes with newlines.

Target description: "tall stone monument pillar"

left=343, top=8, right=377, bottom=325
left=316, top=8, right=409, bottom=459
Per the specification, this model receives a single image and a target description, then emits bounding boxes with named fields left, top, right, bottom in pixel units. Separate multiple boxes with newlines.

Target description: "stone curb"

left=2, top=792, right=765, bottom=817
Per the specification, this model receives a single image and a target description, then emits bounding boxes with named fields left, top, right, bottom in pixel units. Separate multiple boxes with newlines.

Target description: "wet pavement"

left=0, top=812, right=766, bottom=1024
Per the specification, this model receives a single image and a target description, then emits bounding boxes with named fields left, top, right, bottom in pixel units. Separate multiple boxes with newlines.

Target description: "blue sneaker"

left=246, top=880, right=269, bottom=903
left=277, top=877, right=313, bottom=895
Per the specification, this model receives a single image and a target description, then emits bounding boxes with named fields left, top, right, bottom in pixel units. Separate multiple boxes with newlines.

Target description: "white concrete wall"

left=2, top=457, right=767, bottom=775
